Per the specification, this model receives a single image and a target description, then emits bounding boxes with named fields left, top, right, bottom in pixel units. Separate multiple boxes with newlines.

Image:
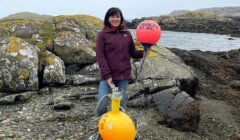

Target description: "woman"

left=96, top=7, right=148, bottom=117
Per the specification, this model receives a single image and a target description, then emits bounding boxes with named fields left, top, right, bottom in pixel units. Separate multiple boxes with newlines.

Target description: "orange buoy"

left=98, top=88, right=136, bottom=140
left=98, top=111, right=136, bottom=140
left=136, top=20, right=161, bottom=51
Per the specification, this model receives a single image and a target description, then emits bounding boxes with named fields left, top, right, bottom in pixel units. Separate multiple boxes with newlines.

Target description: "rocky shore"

left=0, top=16, right=239, bottom=139
left=126, top=12, right=240, bottom=37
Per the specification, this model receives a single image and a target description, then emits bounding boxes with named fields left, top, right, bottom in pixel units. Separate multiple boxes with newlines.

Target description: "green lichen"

left=53, top=14, right=103, bottom=28
left=25, top=38, right=37, bottom=46
left=0, top=19, right=43, bottom=37
left=19, top=69, right=29, bottom=79
left=38, top=51, right=55, bottom=66
left=6, top=37, right=22, bottom=53
left=47, top=56, right=55, bottom=65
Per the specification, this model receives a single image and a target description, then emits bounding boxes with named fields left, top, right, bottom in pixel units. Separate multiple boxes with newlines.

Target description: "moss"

left=38, top=51, right=55, bottom=66
left=47, top=39, right=52, bottom=46
left=10, top=36, right=18, bottom=42
left=0, top=19, right=43, bottom=37
left=47, top=56, right=55, bottom=65
left=53, top=14, right=103, bottom=29
left=25, top=38, right=37, bottom=45
left=36, top=43, right=46, bottom=51
left=38, top=51, right=49, bottom=58
left=19, top=69, right=29, bottom=79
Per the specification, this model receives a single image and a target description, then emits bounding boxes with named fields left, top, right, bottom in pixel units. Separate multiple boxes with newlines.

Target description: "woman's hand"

left=145, top=48, right=151, bottom=56
left=106, top=77, right=113, bottom=86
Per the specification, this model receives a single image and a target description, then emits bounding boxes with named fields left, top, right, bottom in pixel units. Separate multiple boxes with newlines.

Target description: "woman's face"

left=108, top=13, right=121, bottom=27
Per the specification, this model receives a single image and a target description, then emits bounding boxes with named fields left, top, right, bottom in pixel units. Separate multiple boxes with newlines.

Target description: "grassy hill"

left=0, top=12, right=52, bottom=21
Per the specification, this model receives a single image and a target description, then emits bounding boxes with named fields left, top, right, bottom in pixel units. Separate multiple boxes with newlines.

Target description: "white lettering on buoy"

left=108, top=123, right=113, bottom=130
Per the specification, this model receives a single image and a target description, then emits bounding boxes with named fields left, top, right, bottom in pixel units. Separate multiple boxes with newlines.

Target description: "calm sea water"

left=130, top=29, right=240, bottom=52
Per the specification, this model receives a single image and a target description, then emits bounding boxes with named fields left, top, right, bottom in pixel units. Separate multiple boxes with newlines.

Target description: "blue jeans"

left=97, top=80, right=129, bottom=117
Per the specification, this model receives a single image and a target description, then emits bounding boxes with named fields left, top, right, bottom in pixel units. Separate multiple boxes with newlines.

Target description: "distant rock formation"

left=126, top=11, right=240, bottom=37
left=169, top=6, right=240, bottom=17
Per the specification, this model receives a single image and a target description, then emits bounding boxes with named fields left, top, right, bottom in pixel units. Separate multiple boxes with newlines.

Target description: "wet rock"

left=154, top=90, right=200, bottom=132
left=169, top=48, right=240, bottom=84
left=153, top=87, right=179, bottom=113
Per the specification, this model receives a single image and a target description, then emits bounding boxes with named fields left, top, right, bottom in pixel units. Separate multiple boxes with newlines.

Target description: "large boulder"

left=53, top=15, right=102, bottom=42
left=0, top=37, right=39, bottom=92
left=153, top=90, right=200, bottom=132
left=52, top=15, right=102, bottom=65
left=127, top=46, right=200, bottom=131
left=132, top=46, right=198, bottom=97
left=128, top=86, right=200, bottom=132
left=42, top=51, right=66, bottom=85
left=54, top=31, right=96, bottom=65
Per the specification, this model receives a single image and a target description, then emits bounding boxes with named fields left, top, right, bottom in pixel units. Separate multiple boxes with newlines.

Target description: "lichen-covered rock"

left=0, top=19, right=41, bottom=38
left=0, top=37, right=39, bottom=92
left=132, top=46, right=198, bottom=97
left=43, top=51, right=66, bottom=85
left=54, top=31, right=96, bottom=65
left=53, top=15, right=102, bottom=42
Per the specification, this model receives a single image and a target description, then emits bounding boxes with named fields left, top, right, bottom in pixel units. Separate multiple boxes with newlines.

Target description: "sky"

left=0, top=0, right=240, bottom=20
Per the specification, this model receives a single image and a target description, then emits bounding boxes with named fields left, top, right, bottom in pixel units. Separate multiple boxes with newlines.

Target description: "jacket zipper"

left=118, top=31, right=123, bottom=80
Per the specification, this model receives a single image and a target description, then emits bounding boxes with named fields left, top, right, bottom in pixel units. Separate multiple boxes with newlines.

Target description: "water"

left=129, top=29, right=240, bottom=52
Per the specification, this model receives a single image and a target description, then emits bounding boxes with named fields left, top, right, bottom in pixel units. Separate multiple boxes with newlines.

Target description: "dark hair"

left=104, top=7, right=124, bottom=27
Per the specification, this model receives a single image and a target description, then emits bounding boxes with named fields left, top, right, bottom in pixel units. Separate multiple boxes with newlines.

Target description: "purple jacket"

left=96, top=27, right=144, bottom=80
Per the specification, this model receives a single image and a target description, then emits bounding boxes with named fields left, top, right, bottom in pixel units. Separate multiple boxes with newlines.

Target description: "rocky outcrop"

left=170, top=6, right=240, bottom=17
left=169, top=48, right=240, bottom=106
left=0, top=15, right=103, bottom=89
left=0, top=15, right=200, bottom=135
left=54, top=31, right=96, bottom=65
left=0, top=20, right=42, bottom=38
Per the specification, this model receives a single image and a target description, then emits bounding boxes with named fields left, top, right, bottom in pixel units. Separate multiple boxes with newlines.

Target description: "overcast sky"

left=0, top=0, right=240, bottom=19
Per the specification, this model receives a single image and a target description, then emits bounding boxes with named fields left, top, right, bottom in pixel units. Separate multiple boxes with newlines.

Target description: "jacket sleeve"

left=96, top=32, right=112, bottom=80
left=129, top=34, right=144, bottom=59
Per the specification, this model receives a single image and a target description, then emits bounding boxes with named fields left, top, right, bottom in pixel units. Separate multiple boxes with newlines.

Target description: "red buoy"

left=136, top=20, right=161, bottom=46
